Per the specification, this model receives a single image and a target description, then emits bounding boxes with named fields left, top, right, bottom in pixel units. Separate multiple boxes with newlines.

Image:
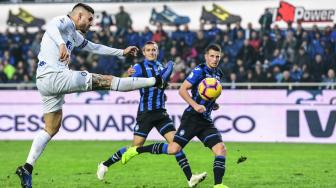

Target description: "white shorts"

left=36, top=69, right=92, bottom=113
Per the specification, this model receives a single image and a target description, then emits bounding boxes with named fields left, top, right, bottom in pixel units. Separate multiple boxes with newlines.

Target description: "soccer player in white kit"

left=15, top=3, right=166, bottom=188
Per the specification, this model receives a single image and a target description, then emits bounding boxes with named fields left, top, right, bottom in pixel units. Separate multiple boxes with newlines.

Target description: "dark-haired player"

left=15, top=3, right=166, bottom=188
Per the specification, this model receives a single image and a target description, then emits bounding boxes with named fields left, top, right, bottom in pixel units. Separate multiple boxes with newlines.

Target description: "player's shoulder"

left=52, top=15, right=69, bottom=23
left=187, top=64, right=204, bottom=81
left=192, top=64, right=206, bottom=73
left=52, top=15, right=74, bottom=29
left=133, top=63, right=143, bottom=71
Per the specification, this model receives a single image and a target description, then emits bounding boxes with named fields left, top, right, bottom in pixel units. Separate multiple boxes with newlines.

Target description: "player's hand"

left=123, top=46, right=139, bottom=57
left=213, top=103, right=220, bottom=111
left=59, top=44, right=70, bottom=64
left=127, top=65, right=135, bottom=76
left=193, top=104, right=206, bottom=113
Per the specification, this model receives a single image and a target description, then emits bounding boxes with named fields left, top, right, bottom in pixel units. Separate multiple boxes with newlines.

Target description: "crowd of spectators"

left=0, top=8, right=335, bottom=89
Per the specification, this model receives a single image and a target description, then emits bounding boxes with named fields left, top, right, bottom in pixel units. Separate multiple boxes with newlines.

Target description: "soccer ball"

left=198, top=78, right=222, bottom=101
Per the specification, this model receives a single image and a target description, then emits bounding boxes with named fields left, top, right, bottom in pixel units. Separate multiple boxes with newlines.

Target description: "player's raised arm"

left=179, top=80, right=206, bottom=113
left=80, top=38, right=139, bottom=57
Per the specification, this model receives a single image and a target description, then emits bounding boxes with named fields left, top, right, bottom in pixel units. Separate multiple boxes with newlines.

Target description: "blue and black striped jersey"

left=132, top=59, right=165, bottom=113
left=185, top=64, right=223, bottom=121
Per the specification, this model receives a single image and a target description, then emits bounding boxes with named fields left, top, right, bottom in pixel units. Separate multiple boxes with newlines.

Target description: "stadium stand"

left=0, top=6, right=335, bottom=87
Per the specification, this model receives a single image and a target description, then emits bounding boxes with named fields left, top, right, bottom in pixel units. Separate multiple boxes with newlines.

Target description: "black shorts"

left=174, top=111, right=223, bottom=149
left=134, top=109, right=175, bottom=138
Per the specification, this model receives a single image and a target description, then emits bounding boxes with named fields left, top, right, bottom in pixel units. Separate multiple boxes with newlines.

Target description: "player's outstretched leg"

left=122, top=142, right=173, bottom=164
left=121, top=146, right=140, bottom=164
left=92, top=74, right=167, bottom=92
left=110, top=76, right=167, bottom=91
left=96, top=147, right=127, bottom=180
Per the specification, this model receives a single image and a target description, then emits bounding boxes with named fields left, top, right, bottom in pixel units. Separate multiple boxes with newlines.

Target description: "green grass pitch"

left=0, top=141, right=335, bottom=188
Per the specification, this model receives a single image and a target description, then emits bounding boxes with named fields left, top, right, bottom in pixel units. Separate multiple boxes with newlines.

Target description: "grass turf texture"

left=0, top=141, right=335, bottom=188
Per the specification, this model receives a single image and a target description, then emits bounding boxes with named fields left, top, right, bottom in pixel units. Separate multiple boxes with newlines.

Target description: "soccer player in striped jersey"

left=15, top=4, right=166, bottom=188
left=97, top=41, right=207, bottom=187
left=122, top=44, right=228, bottom=188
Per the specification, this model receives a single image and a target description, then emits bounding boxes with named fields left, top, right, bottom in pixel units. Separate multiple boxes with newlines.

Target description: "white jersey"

left=37, top=15, right=124, bottom=78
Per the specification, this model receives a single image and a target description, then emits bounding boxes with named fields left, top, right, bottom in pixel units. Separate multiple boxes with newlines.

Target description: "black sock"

left=24, top=163, right=33, bottom=174
left=103, top=147, right=127, bottom=167
left=136, top=143, right=168, bottom=154
left=213, top=156, right=226, bottom=185
left=175, top=151, right=192, bottom=181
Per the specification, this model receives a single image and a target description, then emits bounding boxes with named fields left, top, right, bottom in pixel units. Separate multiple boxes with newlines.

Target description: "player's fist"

left=193, top=104, right=206, bottom=113
left=127, top=65, right=135, bottom=76
left=59, top=44, right=70, bottom=64
left=123, top=46, right=139, bottom=57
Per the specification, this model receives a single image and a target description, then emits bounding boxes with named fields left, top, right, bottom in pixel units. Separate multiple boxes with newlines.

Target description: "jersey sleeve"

left=45, top=17, right=68, bottom=46
left=186, top=67, right=203, bottom=85
left=74, top=31, right=87, bottom=48
left=81, top=39, right=124, bottom=56
left=131, top=64, right=143, bottom=77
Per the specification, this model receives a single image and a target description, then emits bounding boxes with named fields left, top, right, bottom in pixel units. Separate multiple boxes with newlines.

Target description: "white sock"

left=111, top=77, right=156, bottom=91
left=26, top=130, right=51, bottom=166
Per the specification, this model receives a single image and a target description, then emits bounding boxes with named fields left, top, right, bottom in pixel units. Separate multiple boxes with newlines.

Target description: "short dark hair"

left=144, top=41, right=157, bottom=45
left=142, top=41, right=158, bottom=50
left=73, top=3, right=94, bottom=14
left=205, top=43, right=221, bottom=53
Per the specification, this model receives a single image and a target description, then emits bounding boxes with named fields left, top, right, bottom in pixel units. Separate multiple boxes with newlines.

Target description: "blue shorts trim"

left=174, top=135, right=188, bottom=142
left=203, top=133, right=218, bottom=143
left=159, top=122, right=174, bottom=134
left=134, top=131, right=148, bottom=137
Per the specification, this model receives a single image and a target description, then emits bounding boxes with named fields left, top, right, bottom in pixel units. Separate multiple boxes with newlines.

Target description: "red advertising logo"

left=272, top=1, right=335, bottom=23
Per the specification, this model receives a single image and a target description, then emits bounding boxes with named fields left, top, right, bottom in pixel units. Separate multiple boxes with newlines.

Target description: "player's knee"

left=44, top=127, right=60, bottom=137
left=212, top=142, right=227, bottom=156
left=168, top=143, right=181, bottom=154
